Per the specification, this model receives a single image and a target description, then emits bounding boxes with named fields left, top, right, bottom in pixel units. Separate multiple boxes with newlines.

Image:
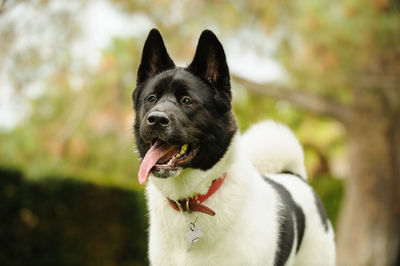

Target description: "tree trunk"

left=337, top=111, right=400, bottom=266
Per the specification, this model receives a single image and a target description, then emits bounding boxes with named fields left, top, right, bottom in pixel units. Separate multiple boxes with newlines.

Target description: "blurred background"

left=0, top=0, right=399, bottom=265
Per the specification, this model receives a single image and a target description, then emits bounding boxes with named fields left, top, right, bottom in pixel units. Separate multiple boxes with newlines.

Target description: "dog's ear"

left=188, top=30, right=231, bottom=110
left=137, top=29, right=175, bottom=83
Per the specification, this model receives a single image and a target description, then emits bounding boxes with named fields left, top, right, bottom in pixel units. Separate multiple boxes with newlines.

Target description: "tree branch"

left=232, top=75, right=352, bottom=123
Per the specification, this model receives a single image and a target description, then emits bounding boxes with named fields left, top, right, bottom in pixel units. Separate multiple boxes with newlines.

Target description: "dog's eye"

left=147, top=94, right=157, bottom=103
left=181, top=96, right=193, bottom=105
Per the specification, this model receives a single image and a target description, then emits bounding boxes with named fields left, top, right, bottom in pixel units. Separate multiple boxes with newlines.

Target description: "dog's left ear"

left=188, top=30, right=231, bottom=110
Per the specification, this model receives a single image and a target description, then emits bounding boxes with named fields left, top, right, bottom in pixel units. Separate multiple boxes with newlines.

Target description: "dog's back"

left=242, top=121, right=336, bottom=266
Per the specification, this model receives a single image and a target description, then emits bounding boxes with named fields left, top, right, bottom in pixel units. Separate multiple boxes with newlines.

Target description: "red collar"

left=167, top=173, right=227, bottom=216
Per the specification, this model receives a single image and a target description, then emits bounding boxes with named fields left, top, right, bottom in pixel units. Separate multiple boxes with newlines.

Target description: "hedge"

left=0, top=168, right=148, bottom=266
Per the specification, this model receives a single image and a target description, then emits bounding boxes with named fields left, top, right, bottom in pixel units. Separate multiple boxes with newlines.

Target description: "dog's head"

left=133, top=29, right=237, bottom=184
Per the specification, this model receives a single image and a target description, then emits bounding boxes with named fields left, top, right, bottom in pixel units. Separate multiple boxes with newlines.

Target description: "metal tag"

left=186, top=221, right=203, bottom=244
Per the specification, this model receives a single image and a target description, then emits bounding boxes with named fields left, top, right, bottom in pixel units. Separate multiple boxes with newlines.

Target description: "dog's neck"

left=149, top=132, right=240, bottom=201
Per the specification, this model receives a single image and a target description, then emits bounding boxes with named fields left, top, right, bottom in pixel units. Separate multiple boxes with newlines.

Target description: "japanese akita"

left=132, top=28, right=335, bottom=266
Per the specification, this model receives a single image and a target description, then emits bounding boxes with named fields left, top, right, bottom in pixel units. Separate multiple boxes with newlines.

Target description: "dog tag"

left=186, top=221, right=203, bottom=244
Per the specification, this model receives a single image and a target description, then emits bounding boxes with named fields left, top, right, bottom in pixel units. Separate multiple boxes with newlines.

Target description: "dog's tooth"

left=180, top=144, right=188, bottom=155
left=167, top=158, right=173, bottom=166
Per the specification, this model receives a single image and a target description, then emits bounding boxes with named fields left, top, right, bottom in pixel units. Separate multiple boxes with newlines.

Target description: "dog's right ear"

left=137, top=29, right=175, bottom=84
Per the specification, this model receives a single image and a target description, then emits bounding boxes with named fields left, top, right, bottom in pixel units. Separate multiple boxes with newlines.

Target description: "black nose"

left=147, top=111, right=170, bottom=127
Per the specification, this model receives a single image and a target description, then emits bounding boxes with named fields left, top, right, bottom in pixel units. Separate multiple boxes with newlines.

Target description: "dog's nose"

left=147, top=111, right=170, bottom=127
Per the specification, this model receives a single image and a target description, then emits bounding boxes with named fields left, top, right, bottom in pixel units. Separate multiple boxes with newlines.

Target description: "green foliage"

left=233, top=89, right=305, bottom=131
left=0, top=37, right=144, bottom=189
left=310, top=175, right=345, bottom=228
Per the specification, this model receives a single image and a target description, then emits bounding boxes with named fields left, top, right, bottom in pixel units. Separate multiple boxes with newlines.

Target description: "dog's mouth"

left=138, top=139, right=199, bottom=184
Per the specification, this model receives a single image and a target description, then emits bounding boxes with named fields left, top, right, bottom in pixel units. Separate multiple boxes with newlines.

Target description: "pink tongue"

left=138, top=140, right=177, bottom=184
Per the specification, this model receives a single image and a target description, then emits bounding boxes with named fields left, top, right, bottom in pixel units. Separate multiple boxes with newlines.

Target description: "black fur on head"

left=132, top=29, right=237, bottom=174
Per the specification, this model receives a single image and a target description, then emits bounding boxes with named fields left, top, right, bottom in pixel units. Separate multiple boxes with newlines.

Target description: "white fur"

left=145, top=120, right=335, bottom=266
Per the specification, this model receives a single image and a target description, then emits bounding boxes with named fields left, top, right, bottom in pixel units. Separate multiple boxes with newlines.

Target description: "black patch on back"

left=281, top=171, right=329, bottom=232
left=293, top=204, right=305, bottom=252
left=263, top=176, right=306, bottom=266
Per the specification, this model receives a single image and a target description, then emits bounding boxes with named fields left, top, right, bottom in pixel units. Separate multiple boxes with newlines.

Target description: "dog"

left=132, top=28, right=335, bottom=266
